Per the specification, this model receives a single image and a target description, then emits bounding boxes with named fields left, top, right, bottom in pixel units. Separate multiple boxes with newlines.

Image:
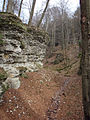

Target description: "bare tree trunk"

left=2, top=0, right=6, bottom=12
left=37, top=0, right=50, bottom=28
left=72, top=19, right=76, bottom=44
left=80, top=0, right=90, bottom=119
left=28, top=0, right=36, bottom=27
left=53, top=22, right=56, bottom=48
left=46, top=21, right=49, bottom=31
left=51, top=23, right=54, bottom=51
left=6, top=0, right=14, bottom=13
left=61, top=10, right=64, bottom=49
left=45, top=16, right=49, bottom=31
left=61, top=12, right=66, bottom=65
left=18, top=0, right=23, bottom=17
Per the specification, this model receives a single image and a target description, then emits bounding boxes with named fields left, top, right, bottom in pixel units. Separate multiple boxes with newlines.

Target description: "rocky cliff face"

left=0, top=13, right=49, bottom=96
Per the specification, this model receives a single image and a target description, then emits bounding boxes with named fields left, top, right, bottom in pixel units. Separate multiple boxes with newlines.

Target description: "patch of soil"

left=0, top=69, right=64, bottom=120
left=0, top=69, right=84, bottom=120
left=0, top=89, right=42, bottom=120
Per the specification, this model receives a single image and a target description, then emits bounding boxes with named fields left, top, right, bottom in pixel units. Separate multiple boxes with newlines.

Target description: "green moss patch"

left=0, top=73, right=7, bottom=81
left=0, top=12, right=27, bottom=32
left=0, top=33, right=3, bottom=39
left=0, top=33, right=5, bottom=45
left=0, top=68, right=7, bottom=84
left=1, top=83, right=9, bottom=94
left=0, top=12, right=49, bottom=44
left=20, top=41, right=25, bottom=49
left=0, top=39, right=4, bottom=45
left=27, top=26, right=49, bottom=44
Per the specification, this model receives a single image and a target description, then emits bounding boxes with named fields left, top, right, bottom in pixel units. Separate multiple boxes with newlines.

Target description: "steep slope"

left=0, top=44, right=84, bottom=120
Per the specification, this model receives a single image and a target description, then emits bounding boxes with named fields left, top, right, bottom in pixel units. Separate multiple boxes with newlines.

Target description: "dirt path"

left=46, top=78, right=70, bottom=120
left=45, top=74, right=84, bottom=120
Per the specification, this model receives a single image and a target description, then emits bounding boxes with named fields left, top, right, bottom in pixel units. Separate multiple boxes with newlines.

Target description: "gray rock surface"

left=0, top=13, right=48, bottom=94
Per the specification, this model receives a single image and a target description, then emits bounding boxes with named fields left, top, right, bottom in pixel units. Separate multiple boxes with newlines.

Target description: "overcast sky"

left=20, top=0, right=80, bottom=22
left=35, top=0, right=80, bottom=13
left=0, top=0, right=80, bottom=23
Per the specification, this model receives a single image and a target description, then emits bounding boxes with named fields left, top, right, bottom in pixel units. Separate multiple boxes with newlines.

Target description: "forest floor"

left=0, top=45, right=84, bottom=120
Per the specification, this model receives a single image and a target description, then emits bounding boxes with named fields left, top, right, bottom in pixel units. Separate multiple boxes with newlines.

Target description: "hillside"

left=0, top=42, right=84, bottom=120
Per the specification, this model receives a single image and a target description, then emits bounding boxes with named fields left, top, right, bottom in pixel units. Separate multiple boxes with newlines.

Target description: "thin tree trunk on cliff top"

left=2, top=0, right=6, bottom=12
left=6, top=0, right=14, bottom=13
left=28, top=0, right=36, bottom=27
left=18, top=0, right=23, bottom=17
left=37, top=0, right=50, bottom=28
left=80, top=0, right=90, bottom=119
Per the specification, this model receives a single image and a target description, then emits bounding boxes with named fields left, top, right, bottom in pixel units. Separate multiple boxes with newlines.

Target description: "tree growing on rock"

left=6, top=0, right=14, bottom=13
left=2, top=0, right=6, bottom=12
left=37, top=0, right=50, bottom=28
left=18, top=0, right=23, bottom=17
left=28, top=0, right=36, bottom=27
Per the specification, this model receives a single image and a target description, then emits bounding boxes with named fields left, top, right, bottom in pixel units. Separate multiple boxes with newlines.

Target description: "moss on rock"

left=0, top=68, right=7, bottom=84
left=27, top=26, right=50, bottom=44
left=0, top=33, right=5, bottom=45
left=0, top=12, right=27, bottom=32
left=17, top=67, right=27, bottom=76
left=0, top=12, right=49, bottom=44
left=20, top=41, right=25, bottom=49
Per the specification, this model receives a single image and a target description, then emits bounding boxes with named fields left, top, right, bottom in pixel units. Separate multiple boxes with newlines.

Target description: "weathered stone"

left=0, top=13, right=48, bottom=96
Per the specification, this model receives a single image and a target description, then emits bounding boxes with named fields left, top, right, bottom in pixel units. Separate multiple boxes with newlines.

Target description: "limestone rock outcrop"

left=0, top=12, right=49, bottom=95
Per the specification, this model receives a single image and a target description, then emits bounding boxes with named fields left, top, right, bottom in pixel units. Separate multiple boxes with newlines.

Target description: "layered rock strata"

left=0, top=13, right=49, bottom=95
